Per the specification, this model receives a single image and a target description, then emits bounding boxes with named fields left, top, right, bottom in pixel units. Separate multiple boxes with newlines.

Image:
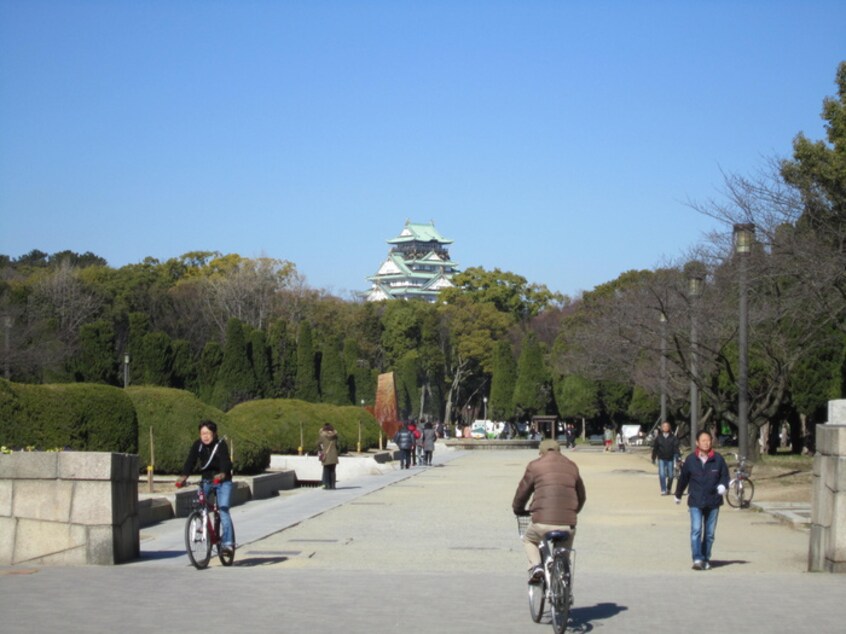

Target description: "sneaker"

left=660, top=490, right=668, bottom=495
left=221, top=544, right=234, bottom=556
left=692, top=560, right=703, bottom=571
left=702, top=561, right=712, bottom=570
left=529, top=565, right=544, bottom=583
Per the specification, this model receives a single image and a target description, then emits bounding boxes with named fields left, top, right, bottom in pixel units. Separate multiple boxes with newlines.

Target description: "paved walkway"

left=2, top=447, right=844, bottom=633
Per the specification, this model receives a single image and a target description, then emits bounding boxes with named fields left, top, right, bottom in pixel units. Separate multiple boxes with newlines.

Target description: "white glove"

left=717, top=484, right=726, bottom=496
left=674, top=497, right=681, bottom=505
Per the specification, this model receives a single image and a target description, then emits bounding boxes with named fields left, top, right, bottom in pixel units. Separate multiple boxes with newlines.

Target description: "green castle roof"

left=388, top=220, right=453, bottom=245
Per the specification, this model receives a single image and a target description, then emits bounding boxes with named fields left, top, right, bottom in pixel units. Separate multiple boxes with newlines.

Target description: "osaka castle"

left=365, top=220, right=459, bottom=302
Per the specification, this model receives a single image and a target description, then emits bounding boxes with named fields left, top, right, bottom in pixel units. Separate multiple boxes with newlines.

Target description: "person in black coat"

left=652, top=421, right=681, bottom=494
left=674, top=430, right=729, bottom=570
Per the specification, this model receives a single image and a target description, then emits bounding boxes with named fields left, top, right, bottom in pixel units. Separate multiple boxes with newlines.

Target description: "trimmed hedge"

left=124, top=386, right=270, bottom=475
left=0, top=379, right=137, bottom=453
left=227, top=398, right=382, bottom=455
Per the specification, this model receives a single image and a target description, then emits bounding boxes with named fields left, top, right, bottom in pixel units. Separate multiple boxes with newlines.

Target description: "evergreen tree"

left=268, top=318, right=297, bottom=398
left=74, top=319, right=117, bottom=384
left=127, top=311, right=150, bottom=385
left=490, top=339, right=517, bottom=421
left=344, top=337, right=374, bottom=405
left=170, top=338, right=196, bottom=390
left=295, top=321, right=319, bottom=402
left=396, top=350, right=421, bottom=419
left=212, top=318, right=258, bottom=410
left=320, top=336, right=349, bottom=405
left=248, top=328, right=272, bottom=398
left=512, top=332, right=550, bottom=420
left=197, top=340, right=223, bottom=402
left=139, top=331, right=174, bottom=386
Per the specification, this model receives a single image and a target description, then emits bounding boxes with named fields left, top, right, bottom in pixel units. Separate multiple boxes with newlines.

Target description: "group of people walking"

left=393, top=421, right=437, bottom=468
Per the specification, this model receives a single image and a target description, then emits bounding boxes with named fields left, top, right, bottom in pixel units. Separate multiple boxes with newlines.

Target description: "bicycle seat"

left=543, top=530, right=571, bottom=543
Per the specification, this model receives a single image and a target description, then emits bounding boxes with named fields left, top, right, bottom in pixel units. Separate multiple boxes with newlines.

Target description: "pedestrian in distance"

left=603, top=425, right=614, bottom=452
left=421, top=421, right=437, bottom=466
left=616, top=429, right=626, bottom=452
left=652, top=421, right=681, bottom=495
left=674, top=430, right=730, bottom=571
left=393, top=422, right=414, bottom=469
left=512, top=439, right=587, bottom=582
left=317, top=423, right=339, bottom=489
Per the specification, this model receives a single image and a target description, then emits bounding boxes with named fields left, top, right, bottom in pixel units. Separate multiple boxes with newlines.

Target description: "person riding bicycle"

left=175, top=420, right=235, bottom=556
left=512, top=438, right=586, bottom=582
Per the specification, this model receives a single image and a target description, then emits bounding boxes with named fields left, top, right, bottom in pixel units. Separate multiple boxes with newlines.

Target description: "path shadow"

left=233, top=555, right=289, bottom=567
left=567, top=602, right=629, bottom=632
left=708, top=559, right=749, bottom=569
left=135, top=550, right=185, bottom=562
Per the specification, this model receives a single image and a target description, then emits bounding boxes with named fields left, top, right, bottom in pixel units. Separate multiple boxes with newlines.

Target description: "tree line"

left=2, top=62, right=845, bottom=453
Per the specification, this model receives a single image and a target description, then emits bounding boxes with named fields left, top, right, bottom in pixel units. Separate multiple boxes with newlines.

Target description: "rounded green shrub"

left=0, top=379, right=137, bottom=453
left=125, top=386, right=269, bottom=475
left=227, top=399, right=381, bottom=455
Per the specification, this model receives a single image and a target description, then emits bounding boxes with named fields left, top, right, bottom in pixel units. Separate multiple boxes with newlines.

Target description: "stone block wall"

left=0, top=452, right=139, bottom=565
left=809, top=400, right=846, bottom=572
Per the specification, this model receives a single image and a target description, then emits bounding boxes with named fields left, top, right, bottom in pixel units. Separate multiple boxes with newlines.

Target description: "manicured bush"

left=125, top=386, right=269, bottom=475
left=0, top=379, right=137, bottom=453
left=227, top=398, right=382, bottom=455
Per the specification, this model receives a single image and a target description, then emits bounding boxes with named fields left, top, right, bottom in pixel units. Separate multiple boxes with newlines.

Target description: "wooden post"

left=147, top=426, right=154, bottom=493
left=299, top=422, right=304, bottom=455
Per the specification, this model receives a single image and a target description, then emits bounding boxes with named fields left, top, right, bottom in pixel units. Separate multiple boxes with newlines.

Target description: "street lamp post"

left=483, top=396, right=488, bottom=422
left=734, top=223, right=755, bottom=460
left=123, top=353, right=130, bottom=389
left=659, top=312, right=668, bottom=424
left=358, top=399, right=365, bottom=452
left=687, top=266, right=704, bottom=449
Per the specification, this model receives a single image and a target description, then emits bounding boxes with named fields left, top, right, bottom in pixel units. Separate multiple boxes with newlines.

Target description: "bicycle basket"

left=516, top=515, right=531, bottom=538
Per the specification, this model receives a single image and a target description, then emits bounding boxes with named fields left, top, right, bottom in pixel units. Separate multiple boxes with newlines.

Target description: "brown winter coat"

left=512, top=450, right=586, bottom=526
left=318, top=429, right=339, bottom=466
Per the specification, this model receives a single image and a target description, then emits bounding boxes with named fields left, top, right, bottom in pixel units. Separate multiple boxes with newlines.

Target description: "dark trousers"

left=398, top=448, right=411, bottom=469
left=322, top=464, right=336, bottom=489
left=423, top=450, right=433, bottom=465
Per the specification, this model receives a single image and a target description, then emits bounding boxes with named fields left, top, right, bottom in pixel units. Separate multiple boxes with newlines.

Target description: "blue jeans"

left=658, top=459, right=675, bottom=493
left=203, top=479, right=234, bottom=547
left=689, top=506, right=719, bottom=562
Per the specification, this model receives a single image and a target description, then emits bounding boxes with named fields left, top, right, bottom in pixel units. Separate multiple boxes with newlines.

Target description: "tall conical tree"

left=344, top=337, right=374, bottom=405
left=295, top=321, right=319, bottom=402
left=320, top=336, right=349, bottom=405
left=139, top=331, right=174, bottom=386
left=268, top=318, right=297, bottom=398
left=212, top=318, right=258, bottom=410
left=490, top=339, right=517, bottom=421
left=396, top=350, right=421, bottom=419
left=512, top=332, right=550, bottom=420
left=248, top=328, right=272, bottom=398
left=197, top=340, right=223, bottom=403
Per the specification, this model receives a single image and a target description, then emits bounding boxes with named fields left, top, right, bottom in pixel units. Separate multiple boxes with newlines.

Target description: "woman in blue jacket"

left=674, top=430, right=729, bottom=570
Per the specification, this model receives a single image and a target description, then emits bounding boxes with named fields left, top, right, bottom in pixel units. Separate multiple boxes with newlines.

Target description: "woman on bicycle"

left=175, top=420, right=235, bottom=555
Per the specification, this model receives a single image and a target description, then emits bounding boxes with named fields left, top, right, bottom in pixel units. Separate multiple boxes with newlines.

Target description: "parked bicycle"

left=517, top=515, right=575, bottom=634
left=726, top=452, right=755, bottom=509
left=183, top=482, right=236, bottom=569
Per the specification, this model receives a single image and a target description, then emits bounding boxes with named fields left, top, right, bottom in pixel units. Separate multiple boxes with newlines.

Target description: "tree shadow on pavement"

left=568, top=602, right=628, bottom=632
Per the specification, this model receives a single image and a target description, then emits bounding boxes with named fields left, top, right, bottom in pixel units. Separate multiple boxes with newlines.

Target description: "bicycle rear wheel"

left=549, top=556, right=571, bottom=634
left=185, top=511, right=212, bottom=569
left=528, top=576, right=545, bottom=623
left=727, top=478, right=754, bottom=508
left=217, top=517, right=236, bottom=566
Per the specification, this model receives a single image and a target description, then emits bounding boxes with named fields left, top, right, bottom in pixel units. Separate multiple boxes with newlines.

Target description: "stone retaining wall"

left=809, top=400, right=846, bottom=572
left=0, top=452, right=139, bottom=565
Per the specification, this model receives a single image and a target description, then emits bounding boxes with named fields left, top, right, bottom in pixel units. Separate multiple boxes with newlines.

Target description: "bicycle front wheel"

left=185, top=511, right=212, bottom=569
left=549, top=556, right=571, bottom=634
left=528, top=576, right=545, bottom=623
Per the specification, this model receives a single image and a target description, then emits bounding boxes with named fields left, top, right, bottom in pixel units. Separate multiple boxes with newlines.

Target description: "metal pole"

left=123, top=353, right=129, bottom=388
left=660, top=313, right=667, bottom=423
left=690, top=309, right=698, bottom=449
left=738, top=247, right=749, bottom=460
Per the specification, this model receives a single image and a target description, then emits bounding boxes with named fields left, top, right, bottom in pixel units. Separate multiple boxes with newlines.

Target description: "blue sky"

left=1, top=1, right=844, bottom=299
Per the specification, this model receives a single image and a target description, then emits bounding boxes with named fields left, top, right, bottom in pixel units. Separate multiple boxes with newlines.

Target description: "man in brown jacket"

left=512, top=438, right=586, bottom=580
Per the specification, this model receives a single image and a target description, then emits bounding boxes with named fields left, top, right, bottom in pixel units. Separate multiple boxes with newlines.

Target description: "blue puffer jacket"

left=674, top=449, right=730, bottom=508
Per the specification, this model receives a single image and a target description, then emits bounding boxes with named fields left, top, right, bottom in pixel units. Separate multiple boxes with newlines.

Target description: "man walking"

left=393, top=423, right=414, bottom=469
left=674, top=430, right=730, bottom=570
left=512, top=439, right=587, bottom=581
left=652, top=421, right=681, bottom=495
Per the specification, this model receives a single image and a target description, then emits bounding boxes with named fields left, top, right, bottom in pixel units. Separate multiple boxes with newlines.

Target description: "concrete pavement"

left=2, top=446, right=845, bottom=633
